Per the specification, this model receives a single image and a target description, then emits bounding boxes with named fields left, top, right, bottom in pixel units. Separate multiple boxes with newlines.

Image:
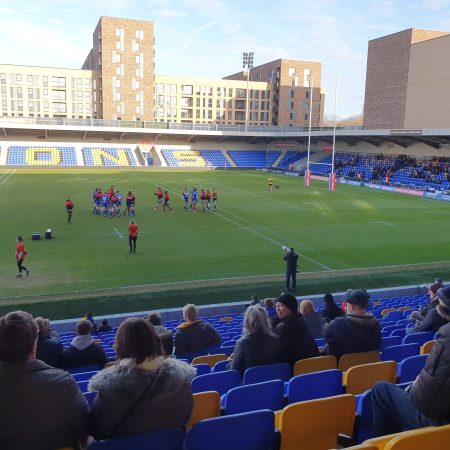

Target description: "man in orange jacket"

left=15, top=236, right=29, bottom=278
left=128, top=220, right=138, bottom=253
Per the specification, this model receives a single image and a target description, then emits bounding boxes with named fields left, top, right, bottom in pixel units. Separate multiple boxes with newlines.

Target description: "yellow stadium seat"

left=381, top=308, right=396, bottom=317
left=186, top=391, right=220, bottom=429
left=364, top=426, right=434, bottom=450
left=420, top=340, right=436, bottom=354
left=192, top=354, right=227, bottom=368
left=384, top=424, right=450, bottom=450
left=397, top=306, right=412, bottom=312
left=343, top=361, right=397, bottom=395
left=278, top=394, right=356, bottom=450
left=333, top=445, right=379, bottom=450
left=219, top=317, right=234, bottom=322
left=293, top=355, right=337, bottom=376
left=338, top=351, right=380, bottom=372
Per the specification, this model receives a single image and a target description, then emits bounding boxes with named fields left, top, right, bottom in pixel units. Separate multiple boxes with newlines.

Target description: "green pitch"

left=1, top=168, right=450, bottom=307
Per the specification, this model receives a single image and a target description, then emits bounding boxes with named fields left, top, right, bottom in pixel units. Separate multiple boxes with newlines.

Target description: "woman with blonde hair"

left=230, top=305, right=282, bottom=374
left=299, top=299, right=325, bottom=339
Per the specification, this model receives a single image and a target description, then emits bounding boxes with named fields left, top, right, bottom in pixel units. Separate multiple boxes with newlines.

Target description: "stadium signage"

left=390, top=129, right=422, bottom=135
left=393, top=187, right=424, bottom=197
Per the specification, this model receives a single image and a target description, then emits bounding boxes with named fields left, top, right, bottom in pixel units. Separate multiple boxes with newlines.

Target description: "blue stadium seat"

left=397, top=354, right=428, bottom=383
left=223, top=380, right=284, bottom=415
left=402, top=331, right=435, bottom=346
left=286, top=369, right=343, bottom=404
left=243, top=362, right=291, bottom=385
left=84, top=391, right=97, bottom=408
left=381, top=343, right=420, bottom=363
left=67, top=364, right=101, bottom=374
left=89, top=428, right=185, bottom=450
left=72, top=370, right=99, bottom=382
left=192, top=370, right=241, bottom=395
left=381, top=336, right=402, bottom=351
left=211, top=360, right=230, bottom=373
left=186, top=409, right=276, bottom=450
left=354, top=389, right=374, bottom=444
left=227, top=150, right=280, bottom=168
left=193, top=364, right=211, bottom=377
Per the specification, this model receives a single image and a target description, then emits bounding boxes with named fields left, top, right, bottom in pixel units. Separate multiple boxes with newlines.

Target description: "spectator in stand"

left=0, top=311, right=88, bottom=450
left=173, top=304, right=221, bottom=357
left=323, top=289, right=381, bottom=359
left=372, top=286, right=450, bottom=436
left=84, top=312, right=98, bottom=333
left=45, top=318, right=60, bottom=340
left=35, top=316, right=63, bottom=368
left=408, top=285, right=450, bottom=335
left=410, top=279, right=444, bottom=322
left=146, top=313, right=173, bottom=356
left=245, top=294, right=261, bottom=309
left=321, top=293, right=344, bottom=322
left=88, top=318, right=195, bottom=439
left=98, top=319, right=112, bottom=333
left=230, top=305, right=282, bottom=374
left=299, top=300, right=325, bottom=339
left=63, top=320, right=108, bottom=370
left=263, top=298, right=277, bottom=319
left=271, top=292, right=319, bottom=366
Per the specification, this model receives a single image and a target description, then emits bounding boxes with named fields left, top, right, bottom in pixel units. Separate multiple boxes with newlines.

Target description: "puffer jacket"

left=323, top=314, right=381, bottom=359
left=410, top=321, right=450, bottom=422
left=88, top=357, right=196, bottom=439
left=173, top=320, right=220, bottom=357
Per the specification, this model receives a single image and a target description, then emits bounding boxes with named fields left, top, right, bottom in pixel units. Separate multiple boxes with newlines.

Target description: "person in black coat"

left=372, top=286, right=450, bottom=436
left=63, top=320, right=108, bottom=370
left=35, top=317, right=63, bottom=368
left=283, top=247, right=299, bottom=291
left=321, top=293, right=344, bottom=322
left=271, top=292, right=318, bottom=366
left=322, top=289, right=381, bottom=359
left=230, top=305, right=282, bottom=374
left=173, top=304, right=220, bottom=357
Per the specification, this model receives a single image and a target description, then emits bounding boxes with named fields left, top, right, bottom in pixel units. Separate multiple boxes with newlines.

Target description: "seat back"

left=225, top=380, right=284, bottom=415
left=88, top=428, right=185, bottom=450
left=420, top=340, right=436, bottom=354
left=397, top=354, right=428, bottom=383
left=192, top=364, right=211, bottom=377
left=83, top=391, right=97, bottom=408
left=293, top=355, right=337, bottom=376
left=187, top=409, right=275, bottom=450
left=381, top=343, right=420, bottom=363
left=192, top=370, right=241, bottom=395
left=211, top=360, right=229, bottom=372
left=287, top=369, right=343, bottom=404
left=186, top=391, right=220, bottom=429
left=279, top=394, right=356, bottom=450
left=192, top=353, right=227, bottom=368
left=402, top=331, right=434, bottom=346
left=344, top=361, right=397, bottom=395
left=338, top=351, right=380, bottom=372
left=243, top=362, right=291, bottom=384
left=354, top=389, right=374, bottom=444
left=67, top=364, right=100, bottom=374
left=380, top=336, right=401, bottom=352
left=384, top=424, right=450, bottom=450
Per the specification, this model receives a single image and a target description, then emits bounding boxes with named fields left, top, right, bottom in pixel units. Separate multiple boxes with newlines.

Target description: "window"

left=203, top=110, right=212, bottom=119
left=290, top=101, right=294, bottom=109
left=203, top=98, right=212, bottom=108
left=166, top=84, right=177, bottom=95
left=156, top=83, right=164, bottom=94
left=116, top=92, right=121, bottom=101
left=235, top=111, right=245, bottom=121
left=250, top=112, right=258, bottom=121
left=216, top=99, right=225, bottom=108
left=136, top=93, right=140, bottom=101
left=236, top=88, right=246, bottom=98
left=43, top=76, right=48, bottom=87
left=135, top=80, right=140, bottom=89
left=303, top=101, right=309, bottom=110
left=155, top=107, right=164, bottom=118
left=261, top=101, right=269, bottom=110
left=195, top=98, right=200, bottom=107
left=2, top=99, right=7, bottom=110
left=85, top=79, right=91, bottom=89
left=291, top=89, right=295, bottom=98
left=303, top=68, right=311, bottom=87
left=251, top=89, right=260, bottom=99
left=202, top=86, right=212, bottom=96
left=0, top=73, right=5, bottom=84
left=43, top=101, right=49, bottom=110
left=235, top=99, right=245, bottom=109
left=217, top=87, right=225, bottom=97
left=156, top=95, right=164, bottom=106
left=1, top=86, right=6, bottom=97
left=135, top=68, right=140, bottom=77
left=85, top=91, right=91, bottom=100
left=116, top=79, right=121, bottom=88
left=27, top=75, right=33, bottom=84
left=16, top=74, right=22, bottom=83
left=304, top=112, right=308, bottom=121
left=181, top=97, right=193, bottom=107
left=52, top=90, right=66, bottom=101
left=52, top=77, right=66, bottom=88
left=136, top=30, right=144, bottom=40
left=43, top=89, right=48, bottom=99
left=260, top=112, right=269, bottom=121
left=288, top=67, right=296, bottom=77
left=136, top=55, right=140, bottom=64
left=182, top=85, right=193, bottom=95
left=216, top=110, right=225, bottom=119
left=28, top=88, right=34, bottom=98
left=166, top=96, right=176, bottom=106
left=52, top=102, right=67, bottom=113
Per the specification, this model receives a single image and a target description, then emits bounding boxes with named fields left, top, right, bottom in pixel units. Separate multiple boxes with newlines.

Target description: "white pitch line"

left=0, top=168, right=16, bottom=186
left=114, top=227, right=124, bottom=239
left=369, top=220, right=397, bottom=227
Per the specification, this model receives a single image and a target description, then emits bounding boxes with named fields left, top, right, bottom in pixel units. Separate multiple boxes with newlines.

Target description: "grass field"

left=1, top=168, right=450, bottom=318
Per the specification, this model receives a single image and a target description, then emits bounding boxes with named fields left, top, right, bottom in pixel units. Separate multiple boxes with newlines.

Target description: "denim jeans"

left=372, top=381, right=444, bottom=437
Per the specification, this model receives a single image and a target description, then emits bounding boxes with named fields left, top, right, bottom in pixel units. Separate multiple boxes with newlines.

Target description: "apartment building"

left=363, top=28, right=450, bottom=129
left=0, top=65, right=98, bottom=119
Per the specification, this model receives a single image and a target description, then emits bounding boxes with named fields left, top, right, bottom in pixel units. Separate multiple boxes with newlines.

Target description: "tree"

left=322, top=113, right=363, bottom=127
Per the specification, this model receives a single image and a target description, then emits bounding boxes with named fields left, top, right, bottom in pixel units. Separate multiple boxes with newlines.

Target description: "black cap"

left=276, top=292, right=298, bottom=313
left=345, top=289, right=369, bottom=308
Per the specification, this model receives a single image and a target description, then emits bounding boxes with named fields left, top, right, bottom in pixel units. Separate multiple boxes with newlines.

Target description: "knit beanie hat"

left=437, top=286, right=450, bottom=314
left=276, top=292, right=298, bottom=314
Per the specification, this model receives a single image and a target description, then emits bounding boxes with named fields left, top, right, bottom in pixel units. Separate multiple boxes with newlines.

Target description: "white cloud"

left=156, top=7, right=189, bottom=18
left=49, top=18, right=62, bottom=25
left=368, top=0, right=397, bottom=17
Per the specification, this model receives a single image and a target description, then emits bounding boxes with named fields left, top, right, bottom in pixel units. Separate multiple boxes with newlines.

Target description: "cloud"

left=421, top=0, right=450, bottom=11
left=49, top=18, right=62, bottom=25
left=156, top=7, right=188, bottom=18
left=368, top=0, right=397, bottom=17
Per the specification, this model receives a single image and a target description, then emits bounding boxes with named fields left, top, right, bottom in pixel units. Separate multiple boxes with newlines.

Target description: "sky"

left=1, top=0, right=450, bottom=118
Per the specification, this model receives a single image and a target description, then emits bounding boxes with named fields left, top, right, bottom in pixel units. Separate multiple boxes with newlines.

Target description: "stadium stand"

left=277, top=150, right=309, bottom=169
left=82, top=147, right=138, bottom=166
left=227, top=150, right=280, bottom=167
left=6, top=145, right=77, bottom=166
left=160, top=149, right=231, bottom=167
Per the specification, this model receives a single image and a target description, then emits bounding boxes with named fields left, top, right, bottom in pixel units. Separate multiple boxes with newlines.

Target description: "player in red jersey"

left=200, top=189, right=207, bottom=212
left=205, top=189, right=212, bottom=211
left=128, top=220, right=138, bottom=253
left=65, top=196, right=74, bottom=224
left=94, top=189, right=103, bottom=215
left=15, top=236, right=29, bottom=278
left=125, top=190, right=135, bottom=216
left=212, top=189, right=218, bottom=211
left=109, top=193, right=118, bottom=218
left=154, top=187, right=164, bottom=211
left=163, top=191, right=173, bottom=213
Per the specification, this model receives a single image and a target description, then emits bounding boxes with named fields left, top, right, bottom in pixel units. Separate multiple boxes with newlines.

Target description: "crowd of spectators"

left=0, top=283, right=449, bottom=448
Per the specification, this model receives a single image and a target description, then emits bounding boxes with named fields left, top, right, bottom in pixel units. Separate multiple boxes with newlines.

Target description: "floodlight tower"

left=242, top=51, right=254, bottom=132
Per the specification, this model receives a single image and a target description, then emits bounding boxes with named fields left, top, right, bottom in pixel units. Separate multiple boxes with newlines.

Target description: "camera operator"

left=283, top=246, right=298, bottom=291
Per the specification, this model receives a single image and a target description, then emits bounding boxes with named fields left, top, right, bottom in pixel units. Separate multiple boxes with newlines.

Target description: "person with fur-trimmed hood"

left=322, top=289, right=381, bottom=359
left=88, top=318, right=195, bottom=440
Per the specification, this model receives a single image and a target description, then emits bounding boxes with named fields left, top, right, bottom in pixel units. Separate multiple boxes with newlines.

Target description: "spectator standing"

left=323, top=289, right=381, bottom=359
left=88, top=318, right=195, bottom=439
left=173, top=304, right=221, bottom=357
left=0, top=311, right=88, bottom=450
left=299, top=300, right=325, bottom=339
left=63, top=320, right=108, bottom=370
left=35, top=316, right=63, bottom=368
left=372, top=286, right=450, bottom=435
left=283, top=247, right=299, bottom=291
left=321, top=293, right=344, bottom=322
left=230, top=305, right=282, bottom=374
left=146, top=313, right=174, bottom=356
left=272, top=292, right=318, bottom=366
left=84, top=312, right=98, bottom=333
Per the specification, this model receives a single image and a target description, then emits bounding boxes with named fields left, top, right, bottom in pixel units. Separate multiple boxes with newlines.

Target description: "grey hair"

left=243, top=305, right=273, bottom=336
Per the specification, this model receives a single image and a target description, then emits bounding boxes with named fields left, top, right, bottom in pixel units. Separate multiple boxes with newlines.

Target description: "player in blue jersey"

left=182, top=188, right=189, bottom=210
left=101, top=192, right=109, bottom=217
left=190, top=188, right=198, bottom=213
left=116, top=190, right=122, bottom=216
